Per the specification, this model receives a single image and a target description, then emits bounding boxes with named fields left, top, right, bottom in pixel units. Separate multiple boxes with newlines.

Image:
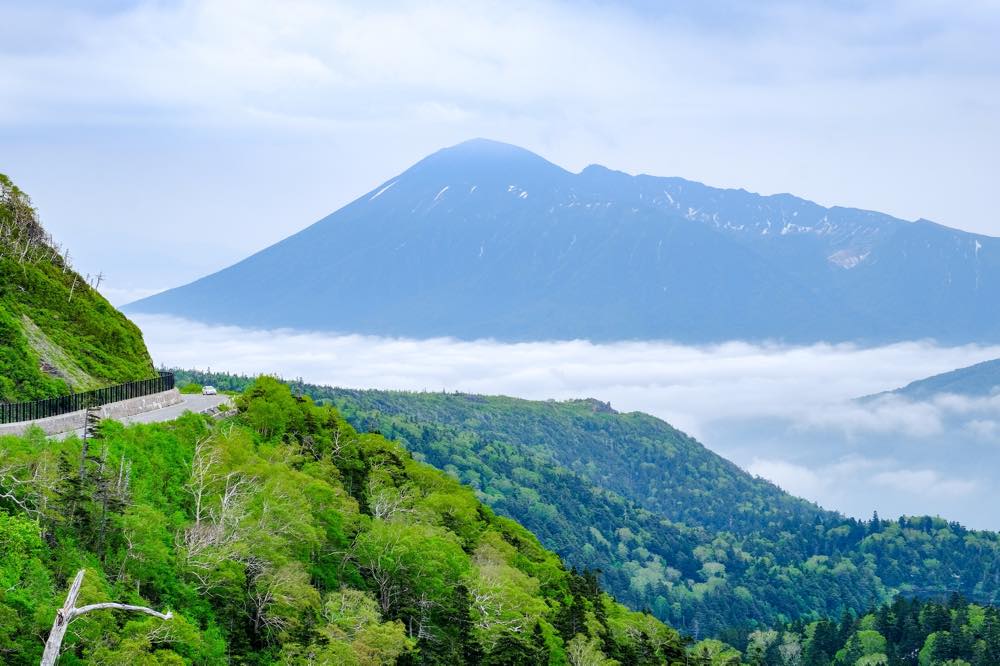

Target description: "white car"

left=202, top=386, right=218, bottom=396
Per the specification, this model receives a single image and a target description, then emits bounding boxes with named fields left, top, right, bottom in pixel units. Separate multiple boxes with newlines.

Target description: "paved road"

left=123, top=393, right=232, bottom=425
left=61, top=393, right=232, bottom=438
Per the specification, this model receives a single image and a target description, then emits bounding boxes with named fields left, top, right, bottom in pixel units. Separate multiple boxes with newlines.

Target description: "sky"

left=137, top=313, right=1000, bottom=529
left=1, top=0, right=999, bottom=303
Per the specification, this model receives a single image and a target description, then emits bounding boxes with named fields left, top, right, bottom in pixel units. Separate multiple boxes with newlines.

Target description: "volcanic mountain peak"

left=126, top=140, right=1000, bottom=345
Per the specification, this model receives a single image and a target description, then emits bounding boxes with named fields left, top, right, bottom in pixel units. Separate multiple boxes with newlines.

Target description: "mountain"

left=171, top=370, right=1000, bottom=637
left=0, top=377, right=686, bottom=664
left=879, top=358, right=1000, bottom=401
left=0, top=174, right=154, bottom=402
left=126, top=138, right=1000, bottom=344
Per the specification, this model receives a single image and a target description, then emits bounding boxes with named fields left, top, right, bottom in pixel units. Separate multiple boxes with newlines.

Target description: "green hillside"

left=325, top=389, right=1000, bottom=635
left=0, top=174, right=154, bottom=402
left=168, top=372, right=1000, bottom=639
left=0, top=378, right=688, bottom=664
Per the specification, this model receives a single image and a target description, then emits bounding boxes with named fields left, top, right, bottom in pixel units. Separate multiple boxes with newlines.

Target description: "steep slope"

left=331, top=391, right=1000, bottom=634
left=171, top=370, right=1000, bottom=636
left=0, top=174, right=154, bottom=401
left=127, top=139, right=1000, bottom=344
left=0, top=378, right=685, bottom=664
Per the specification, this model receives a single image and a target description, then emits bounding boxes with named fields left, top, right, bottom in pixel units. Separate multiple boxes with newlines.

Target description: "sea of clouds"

left=136, top=314, right=1000, bottom=529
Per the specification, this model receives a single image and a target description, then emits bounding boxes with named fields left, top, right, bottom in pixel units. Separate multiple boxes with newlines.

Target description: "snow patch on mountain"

left=369, top=180, right=398, bottom=200
left=828, top=250, right=871, bottom=269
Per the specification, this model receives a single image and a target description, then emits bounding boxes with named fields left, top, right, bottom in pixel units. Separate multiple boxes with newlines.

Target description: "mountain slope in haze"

left=880, top=358, right=1000, bottom=401
left=0, top=174, right=154, bottom=401
left=171, top=370, right=1000, bottom=636
left=127, top=139, right=1000, bottom=345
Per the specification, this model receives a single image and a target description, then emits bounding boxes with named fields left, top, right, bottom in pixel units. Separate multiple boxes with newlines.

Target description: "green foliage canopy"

left=0, top=377, right=686, bottom=664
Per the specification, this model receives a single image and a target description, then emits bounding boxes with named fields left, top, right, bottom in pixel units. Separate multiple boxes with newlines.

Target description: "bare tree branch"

left=69, top=603, right=173, bottom=622
left=41, top=569, right=172, bottom=666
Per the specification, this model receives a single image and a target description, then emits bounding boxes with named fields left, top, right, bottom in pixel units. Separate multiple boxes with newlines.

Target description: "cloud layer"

left=136, top=314, right=1000, bottom=528
left=135, top=315, right=1000, bottom=433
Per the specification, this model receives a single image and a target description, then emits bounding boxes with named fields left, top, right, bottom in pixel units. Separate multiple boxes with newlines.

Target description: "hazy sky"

left=1, top=0, right=998, bottom=303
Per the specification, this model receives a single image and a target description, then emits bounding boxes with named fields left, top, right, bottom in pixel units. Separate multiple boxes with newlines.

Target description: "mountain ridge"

left=865, top=357, right=1000, bottom=402
left=126, top=139, right=1000, bottom=344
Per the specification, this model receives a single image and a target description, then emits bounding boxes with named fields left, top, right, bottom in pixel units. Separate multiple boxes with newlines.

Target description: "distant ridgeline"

left=864, top=357, right=1000, bottom=402
left=0, top=174, right=154, bottom=403
left=171, top=369, right=1000, bottom=637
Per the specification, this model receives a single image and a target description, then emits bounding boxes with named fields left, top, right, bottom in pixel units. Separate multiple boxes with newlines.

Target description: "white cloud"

left=134, top=314, right=1000, bottom=438
left=750, top=454, right=980, bottom=520
left=4, top=1, right=996, bottom=129
left=870, top=469, right=977, bottom=498
left=748, top=454, right=893, bottom=508
left=747, top=459, right=824, bottom=499
left=965, top=419, right=1000, bottom=440
left=758, top=390, right=1000, bottom=441
left=792, top=396, right=948, bottom=438
left=3, top=1, right=1000, bottom=228
left=134, top=314, right=1000, bottom=527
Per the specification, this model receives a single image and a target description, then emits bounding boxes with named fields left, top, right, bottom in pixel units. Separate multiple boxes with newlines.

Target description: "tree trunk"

left=41, top=569, right=172, bottom=666
left=40, top=570, right=84, bottom=666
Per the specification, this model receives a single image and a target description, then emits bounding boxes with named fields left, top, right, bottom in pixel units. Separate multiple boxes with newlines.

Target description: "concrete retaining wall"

left=0, top=388, right=183, bottom=437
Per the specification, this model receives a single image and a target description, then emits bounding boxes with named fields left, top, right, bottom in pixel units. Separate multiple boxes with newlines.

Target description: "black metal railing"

left=0, top=371, right=175, bottom=425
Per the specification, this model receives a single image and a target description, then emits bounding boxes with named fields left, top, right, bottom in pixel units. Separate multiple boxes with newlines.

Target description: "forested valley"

left=174, top=371, right=1000, bottom=641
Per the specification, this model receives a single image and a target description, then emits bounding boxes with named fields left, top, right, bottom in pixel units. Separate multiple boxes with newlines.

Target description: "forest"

left=0, top=377, right=686, bottom=664
left=720, top=594, right=1000, bottom=666
left=171, top=371, right=1000, bottom=638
